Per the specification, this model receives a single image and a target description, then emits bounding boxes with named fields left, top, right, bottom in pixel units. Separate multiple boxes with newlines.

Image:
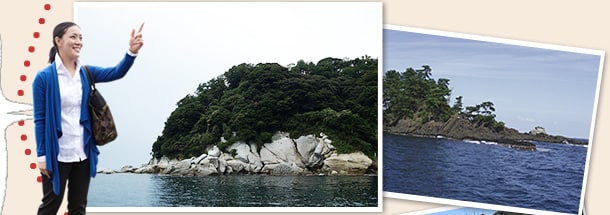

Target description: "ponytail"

left=48, top=46, right=57, bottom=63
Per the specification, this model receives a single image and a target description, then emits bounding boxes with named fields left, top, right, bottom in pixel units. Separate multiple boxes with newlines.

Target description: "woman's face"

left=55, top=25, right=82, bottom=61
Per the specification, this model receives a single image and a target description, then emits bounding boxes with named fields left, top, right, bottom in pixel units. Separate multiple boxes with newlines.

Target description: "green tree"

left=383, top=65, right=506, bottom=133
left=152, top=56, right=378, bottom=159
left=383, top=65, right=453, bottom=124
left=452, top=96, right=464, bottom=113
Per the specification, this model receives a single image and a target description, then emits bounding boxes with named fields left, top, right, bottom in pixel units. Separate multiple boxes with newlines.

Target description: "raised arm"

left=88, top=23, right=144, bottom=82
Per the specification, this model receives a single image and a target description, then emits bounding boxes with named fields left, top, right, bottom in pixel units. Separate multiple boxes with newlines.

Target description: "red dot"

left=44, top=4, right=51, bottom=11
left=37, top=176, right=42, bottom=183
left=24, top=60, right=31, bottom=67
left=39, top=18, right=45, bottom=24
left=20, top=75, right=27, bottom=82
left=18, top=120, right=25, bottom=126
left=30, top=163, right=37, bottom=169
left=28, top=46, right=35, bottom=53
left=17, top=90, right=24, bottom=96
left=64, top=212, right=68, bottom=215
left=21, top=135, right=27, bottom=141
left=25, top=149, right=31, bottom=155
left=33, top=32, right=40, bottom=39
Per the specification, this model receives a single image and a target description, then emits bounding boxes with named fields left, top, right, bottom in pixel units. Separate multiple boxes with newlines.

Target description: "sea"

left=88, top=174, right=378, bottom=207
left=383, top=132, right=588, bottom=214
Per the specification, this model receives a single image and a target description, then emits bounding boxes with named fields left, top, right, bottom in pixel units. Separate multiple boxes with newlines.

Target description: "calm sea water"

left=89, top=174, right=378, bottom=207
left=383, top=133, right=587, bottom=214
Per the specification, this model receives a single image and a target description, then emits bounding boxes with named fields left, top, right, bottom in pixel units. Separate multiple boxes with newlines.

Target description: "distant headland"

left=383, top=65, right=587, bottom=151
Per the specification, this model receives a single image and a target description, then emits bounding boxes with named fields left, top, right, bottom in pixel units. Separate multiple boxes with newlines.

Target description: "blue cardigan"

left=33, top=53, right=136, bottom=195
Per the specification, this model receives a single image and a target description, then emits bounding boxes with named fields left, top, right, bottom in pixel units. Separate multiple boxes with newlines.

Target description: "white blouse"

left=37, top=50, right=137, bottom=164
left=37, top=54, right=87, bottom=163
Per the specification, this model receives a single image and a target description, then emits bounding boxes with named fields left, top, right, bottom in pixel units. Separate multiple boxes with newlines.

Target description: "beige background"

left=1, top=0, right=607, bottom=214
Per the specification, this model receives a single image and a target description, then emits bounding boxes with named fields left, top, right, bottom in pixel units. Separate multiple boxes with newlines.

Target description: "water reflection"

left=149, top=175, right=378, bottom=207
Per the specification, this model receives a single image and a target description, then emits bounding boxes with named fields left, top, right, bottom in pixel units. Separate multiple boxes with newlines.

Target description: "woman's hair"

left=48, top=21, right=79, bottom=63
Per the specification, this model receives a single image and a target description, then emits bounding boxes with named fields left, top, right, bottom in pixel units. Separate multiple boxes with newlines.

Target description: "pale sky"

left=74, top=2, right=382, bottom=169
left=384, top=26, right=603, bottom=139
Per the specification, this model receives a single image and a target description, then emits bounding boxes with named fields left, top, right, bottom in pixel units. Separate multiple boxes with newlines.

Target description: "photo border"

left=73, top=1, right=384, bottom=213
left=381, top=24, right=605, bottom=215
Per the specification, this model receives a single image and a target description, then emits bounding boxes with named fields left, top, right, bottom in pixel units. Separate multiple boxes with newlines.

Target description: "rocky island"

left=383, top=65, right=587, bottom=151
left=100, top=57, right=379, bottom=175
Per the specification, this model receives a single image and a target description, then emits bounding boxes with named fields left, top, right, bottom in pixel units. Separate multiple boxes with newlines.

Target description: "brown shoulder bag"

left=83, top=65, right=117, bottom=146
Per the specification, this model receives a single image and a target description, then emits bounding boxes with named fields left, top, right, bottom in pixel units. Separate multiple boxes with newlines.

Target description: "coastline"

left=384, top=116, right=588, bottom=151
left=98, top=132, right=378, bottom=176
left=383, top=130, right=538, bottom=151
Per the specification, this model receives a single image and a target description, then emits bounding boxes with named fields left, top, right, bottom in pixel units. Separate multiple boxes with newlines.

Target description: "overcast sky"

left=384, top=26, right=603, bottom=139
left=74, top=2, right=382, bottom=169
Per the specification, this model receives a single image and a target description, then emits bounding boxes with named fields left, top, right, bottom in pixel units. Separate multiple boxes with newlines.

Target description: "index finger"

left=137, top=22, right=145, bottom=33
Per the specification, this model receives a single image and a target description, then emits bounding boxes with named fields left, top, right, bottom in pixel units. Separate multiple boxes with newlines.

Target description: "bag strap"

left=83, top=65, right=96, bottom=91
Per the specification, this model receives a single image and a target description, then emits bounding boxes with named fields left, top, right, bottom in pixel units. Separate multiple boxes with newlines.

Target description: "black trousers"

left=37, top=159, right=91, bottom=215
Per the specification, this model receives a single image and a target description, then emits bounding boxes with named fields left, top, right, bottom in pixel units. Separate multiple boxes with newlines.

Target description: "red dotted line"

left=20, top=4, right=51, bottom=97
left=28, top=2, right=52, bottom=178
left=24, top=3, right=51, bottom=181
left=27, top=4, right=66, bottom=215
left=18, top=120, right=37, bottom=182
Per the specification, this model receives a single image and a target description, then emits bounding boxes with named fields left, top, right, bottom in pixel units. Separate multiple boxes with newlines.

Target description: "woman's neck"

left=59, top=55, right=77, bottom=77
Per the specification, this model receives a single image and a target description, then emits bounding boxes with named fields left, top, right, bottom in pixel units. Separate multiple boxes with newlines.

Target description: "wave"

left=481, top=140, right=498, bottom=145
left=462, top=139, right=481, bottom=144
left=461, top=139, right=498, bottom=145
left=537, top=148, right=552, bottom=152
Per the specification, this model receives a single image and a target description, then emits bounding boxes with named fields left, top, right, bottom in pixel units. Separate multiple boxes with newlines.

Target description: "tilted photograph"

left=383, top=25, right=602, bottom=215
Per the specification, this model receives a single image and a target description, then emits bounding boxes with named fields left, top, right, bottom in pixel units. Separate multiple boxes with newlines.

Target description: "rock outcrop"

left=385, top=115, right=587, bottom=150
left=98, top=168, right=116, bottom=174
left=322, top=151, right=373, bottom=175
left=529, top=126, right=547, bottom=135
left=259, top=132, right=306, bottom=174
left=111, top=132, right=375, bottom=176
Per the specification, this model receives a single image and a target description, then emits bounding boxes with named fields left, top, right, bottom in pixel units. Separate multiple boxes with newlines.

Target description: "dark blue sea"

left=89, top=174, right=378, bottom=207
left=383, top=132, right=587, bottom=214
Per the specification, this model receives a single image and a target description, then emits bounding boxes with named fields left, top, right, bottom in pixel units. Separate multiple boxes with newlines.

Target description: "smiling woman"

left=32, top=21, right=144, bottom=215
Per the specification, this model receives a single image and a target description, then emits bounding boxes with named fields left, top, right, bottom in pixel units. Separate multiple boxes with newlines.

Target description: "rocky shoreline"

left=98, top=132, right=377, bottom=176
left=385, top=115, right=588, bottom=151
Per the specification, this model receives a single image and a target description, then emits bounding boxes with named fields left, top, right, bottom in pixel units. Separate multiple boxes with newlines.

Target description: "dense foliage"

left=383, top=65, right=505, bottom=130
left=151, top=56, right=378, bottom=160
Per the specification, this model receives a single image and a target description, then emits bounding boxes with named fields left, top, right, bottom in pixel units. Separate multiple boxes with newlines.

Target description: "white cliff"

left=260, top=132, right=306, bottom=174
left=128, top=131, right=374, bottom=176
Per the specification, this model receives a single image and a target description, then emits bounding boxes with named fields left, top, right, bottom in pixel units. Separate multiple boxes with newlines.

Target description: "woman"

left=33, top=21, right=144, bottom=215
